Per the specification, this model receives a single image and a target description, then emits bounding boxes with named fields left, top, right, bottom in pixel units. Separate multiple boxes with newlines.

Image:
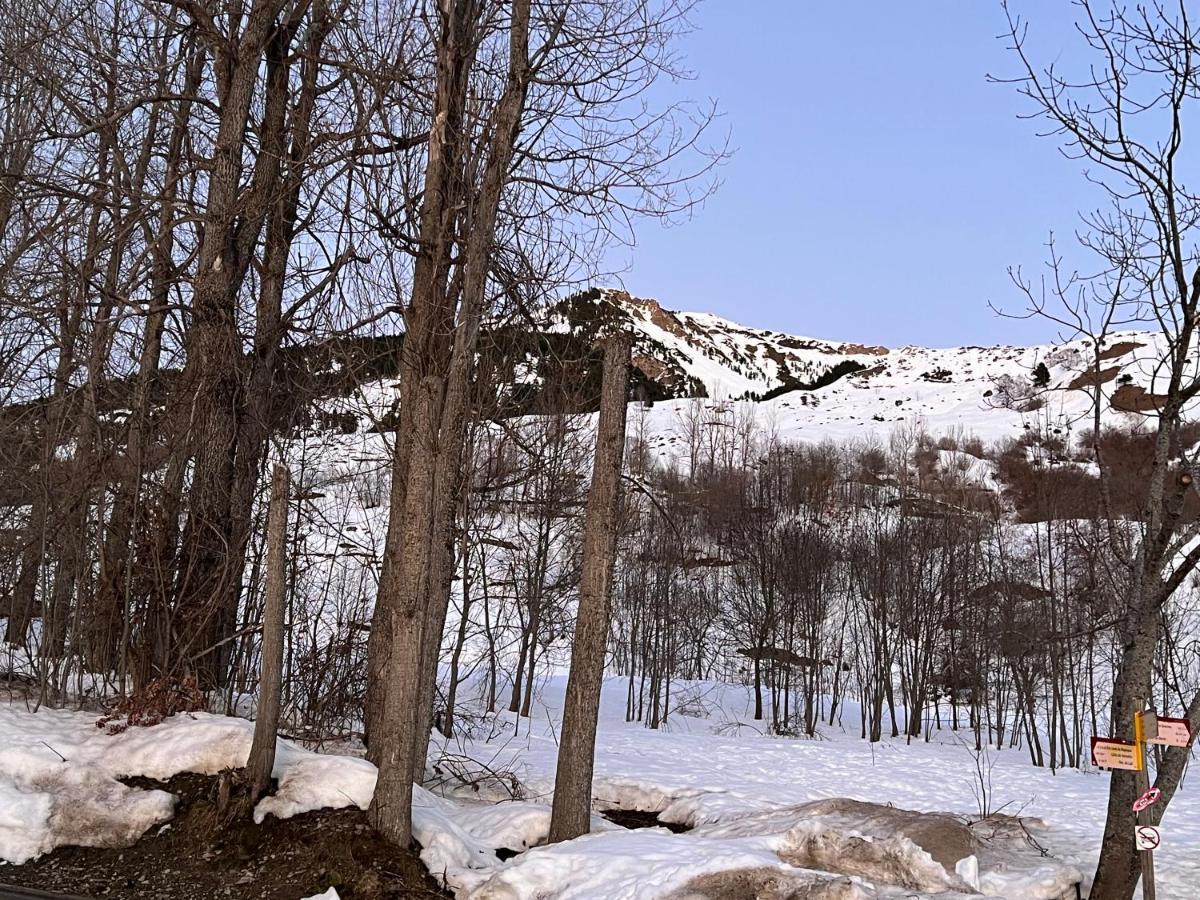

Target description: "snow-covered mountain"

left=288, top=288, right=1188, bottom=485
left=544, top=289, right=889, bottom=400
left=535, top=290, right=1171, bottom=450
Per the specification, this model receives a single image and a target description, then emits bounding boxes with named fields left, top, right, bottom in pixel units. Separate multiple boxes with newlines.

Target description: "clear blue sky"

left=608, top=1, right=1103, bottom=347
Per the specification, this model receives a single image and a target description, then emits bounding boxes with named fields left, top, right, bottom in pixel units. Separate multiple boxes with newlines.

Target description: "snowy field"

left=3, top=676, right=1195, bottom=899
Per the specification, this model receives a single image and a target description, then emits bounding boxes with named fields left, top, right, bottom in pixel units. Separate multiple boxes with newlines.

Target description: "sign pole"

left=1135, top=710, right=1157, bottom=900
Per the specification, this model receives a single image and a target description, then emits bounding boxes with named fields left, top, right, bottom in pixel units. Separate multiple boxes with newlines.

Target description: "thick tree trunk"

left=363, top=2, right=473, bottom=751
left=368, top=0, right=532, bottom=841
left=1090, top=604, right=1161, bottom=900
left=223, top=2, right=332, bottom=686
left=368, top=378, right=442, bottom=847
left=168, top=0, right=289, bottom=689
left=404, top=0, right=534, bottom=780
left=548, top=333, right=631, bottom=843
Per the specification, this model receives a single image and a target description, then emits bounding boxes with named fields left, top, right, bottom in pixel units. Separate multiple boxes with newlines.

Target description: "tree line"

left=0, top=0, right=717, bottom=848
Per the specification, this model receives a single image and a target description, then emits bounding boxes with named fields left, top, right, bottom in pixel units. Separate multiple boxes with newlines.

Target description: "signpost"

left=1092, top=709, right=1194, bottom=900
left=1133, top=710, right=1158, bottom=900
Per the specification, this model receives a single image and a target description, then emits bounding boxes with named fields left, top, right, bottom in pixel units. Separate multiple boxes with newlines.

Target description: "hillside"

left=305, top=289, right=1172, bottom=455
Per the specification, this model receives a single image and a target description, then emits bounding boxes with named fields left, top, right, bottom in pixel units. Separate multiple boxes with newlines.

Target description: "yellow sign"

left=1092, top=736, right=1143, bottom=771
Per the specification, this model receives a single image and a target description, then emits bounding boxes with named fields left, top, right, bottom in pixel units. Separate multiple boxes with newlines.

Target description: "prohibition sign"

left=1135, top=825, right=1162, bottom=852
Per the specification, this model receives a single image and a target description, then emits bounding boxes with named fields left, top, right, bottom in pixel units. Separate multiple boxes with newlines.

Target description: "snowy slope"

left=321, top=292, right=1180, bottom=463
left=547, top=290, right=891, bottom=399
left=543, top=291, right=1178, bottom=427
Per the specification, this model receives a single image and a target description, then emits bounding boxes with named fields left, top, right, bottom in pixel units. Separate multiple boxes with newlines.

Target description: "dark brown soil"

left=2, top=772, right=450, bottom=900
left=599, top=808, right=691, bottom=834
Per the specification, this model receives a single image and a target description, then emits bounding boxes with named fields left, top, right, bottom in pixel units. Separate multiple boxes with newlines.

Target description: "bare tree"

left=549, top=331, right=631, bottom=842
left=1001, top=4, right=1200, bottom=896
left=246, top=463, right=289, bottom=802
left=367, top=0, right=720, bottom=847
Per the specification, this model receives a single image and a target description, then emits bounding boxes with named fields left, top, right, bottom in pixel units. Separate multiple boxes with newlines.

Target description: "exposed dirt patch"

left=632, top=354, right=671, bottom=382
left=831, top=342, right=889, bottom=357
left=600, top=808, right=692, bottom=833
left=3, top=772, right=449, bottom=899
left=1098, top=340, right=1144, bottom=361
left=616, top=292, right=690, bottom=340
left=1112, top=383, right=1168, bottom=413
left=776, top=798, right=975, bottom=892
left=666, top=868, right=869, bottom=900
left=1068, top=366, right=1121, bottom=390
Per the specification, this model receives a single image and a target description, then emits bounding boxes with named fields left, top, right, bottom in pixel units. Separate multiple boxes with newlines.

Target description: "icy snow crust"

left=6, top=676, right=1187, bottom=898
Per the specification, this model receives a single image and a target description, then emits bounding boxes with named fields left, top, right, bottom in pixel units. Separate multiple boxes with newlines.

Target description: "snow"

left=306, top=299, right=1183, bottom=486
left=0, top=704, right=376, bottom=865
left=427, top=676, right=1198, bottom=899
left=463, top=828, right=812, bottom=900
left=7, top=671, right=1193, bottom=898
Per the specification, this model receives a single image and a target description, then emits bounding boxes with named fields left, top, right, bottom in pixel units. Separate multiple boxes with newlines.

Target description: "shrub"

left=97, top=675, right=207, bottom=734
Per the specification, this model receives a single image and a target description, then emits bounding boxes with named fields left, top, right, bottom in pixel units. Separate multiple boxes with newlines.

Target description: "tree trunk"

left=407, top=0, right=535, bottom=779
left=168, top=0, right=289, bottom=689
left=548, top=333, right=631, bottom=843
left=368, top=378, right=442, bottom=847
left=247, top=464, right=289, bottom=802
left=363, top=0, right=475, bottom=753
left=1090, top=604, right=1161, bottom=900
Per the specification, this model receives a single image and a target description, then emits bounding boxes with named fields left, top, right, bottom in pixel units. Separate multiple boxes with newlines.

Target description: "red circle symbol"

left=1133, top=788, right=1162, bottom=813
left=1136, top=825, right=1161, bottom=850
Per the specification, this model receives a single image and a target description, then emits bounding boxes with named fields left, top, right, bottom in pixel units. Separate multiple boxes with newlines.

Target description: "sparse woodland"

left=2, top=1, right=1200, bottom=898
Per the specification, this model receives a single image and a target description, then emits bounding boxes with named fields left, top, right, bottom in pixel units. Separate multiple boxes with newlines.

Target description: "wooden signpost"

left=1091, top=708, right=1194, bottom=900
left=1133, top=710, right=1158, bottom=900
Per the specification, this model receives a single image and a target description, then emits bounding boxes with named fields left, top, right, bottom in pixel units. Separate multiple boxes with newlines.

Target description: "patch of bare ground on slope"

left=599, top=808, right=691, bottom=833
left=2, top=772, right=449, bottom=900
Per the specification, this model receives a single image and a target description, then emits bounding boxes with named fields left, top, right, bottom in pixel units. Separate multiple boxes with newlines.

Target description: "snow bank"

left=0, top=702, right=593, bottom=897
left=694, top=799, right=1080, bottom=898
left=462, top=827, right=806, bottom=900
left=697, top=799, right=975, bottom=893
left=0, top=705, right=374, bottom=864
left=253, top=752, right=375, bottom=822
left=461, top=797, right=1079, bottom=900
left=0, top=677, right=1170, bottom=898
left=432, top=676, right=1157, bottom=896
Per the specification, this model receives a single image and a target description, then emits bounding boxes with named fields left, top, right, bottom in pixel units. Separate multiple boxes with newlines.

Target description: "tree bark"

left=548, top=333, right=631, bottom=843
left=1090, top=602, right=1161, bottom=900
left=407, top=0, right=534, bottom=782
left=168, top=0, right=291, bottom=689
left=368, top=377, right=442, bottom=847
left=247, top=463, right=289, bottom=802
left=364, top=0, right=475, bottom=753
